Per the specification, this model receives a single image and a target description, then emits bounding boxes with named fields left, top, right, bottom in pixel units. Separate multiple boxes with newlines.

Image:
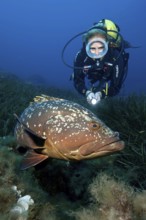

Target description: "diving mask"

left=86, top=38, right=108, bottom=59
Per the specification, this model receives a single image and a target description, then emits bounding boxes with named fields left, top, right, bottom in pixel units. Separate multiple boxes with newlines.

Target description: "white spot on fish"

left=65, top=115, right=75, bottom=122
left=43, top=132, right=46, bottom=136
left=38, top=112, right=42, bottom=117
left=27, top=114, right=32, bottom=119
left=64, top=123, right=68, bottom=127
left=58, top=128, right=62, bottom=133
left=71, top=113, right=77, bottom=117
left=55, top=115, right=65, bottom=122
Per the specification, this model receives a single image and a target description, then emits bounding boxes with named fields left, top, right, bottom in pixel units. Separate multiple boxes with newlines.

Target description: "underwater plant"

left=74, top=174, right=146, bottom=220
left=0, top=139, right=58, bottom=220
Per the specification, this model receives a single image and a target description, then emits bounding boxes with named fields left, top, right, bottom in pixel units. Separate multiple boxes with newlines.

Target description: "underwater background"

left=0, top=0, right=146, bottom=94
left=0, top=1, right=146, bottom=220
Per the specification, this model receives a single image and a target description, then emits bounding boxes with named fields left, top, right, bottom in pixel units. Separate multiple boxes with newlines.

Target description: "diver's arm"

left=73, top=50, right=87, bottom=95
left=95, top=51, right=127, bottom=99
left=105, top=55, right=126, bottom=97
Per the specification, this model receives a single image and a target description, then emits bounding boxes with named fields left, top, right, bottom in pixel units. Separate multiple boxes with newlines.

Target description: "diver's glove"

left=94, top=91, right=102, bottom=103
left=86, top=91, right=102, bottom=105
left=86, top=91, right=95, bottom=105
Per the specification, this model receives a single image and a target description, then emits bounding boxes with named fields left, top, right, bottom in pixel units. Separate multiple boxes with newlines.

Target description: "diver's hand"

left=94, top=92, right=102, bottom=103
left=86, top=91, right=102, bottom=105
left=86, top=91, right=95, bottom=105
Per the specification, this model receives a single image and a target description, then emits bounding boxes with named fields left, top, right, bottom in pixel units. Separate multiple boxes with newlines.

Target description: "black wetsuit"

left=73, top=46, right=129, bottom=98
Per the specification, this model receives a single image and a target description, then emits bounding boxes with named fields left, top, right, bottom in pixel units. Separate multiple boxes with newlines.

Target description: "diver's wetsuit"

left=73, top=46, right=129, bottom=99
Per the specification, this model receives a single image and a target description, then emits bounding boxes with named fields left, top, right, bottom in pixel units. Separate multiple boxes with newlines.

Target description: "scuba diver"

left=73, top=19, right=129, bottom=105
left=62, top=19, right=130, bottom=105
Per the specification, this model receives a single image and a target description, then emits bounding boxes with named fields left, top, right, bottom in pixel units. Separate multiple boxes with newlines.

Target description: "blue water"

left=0, top=0, right=146, bottom=95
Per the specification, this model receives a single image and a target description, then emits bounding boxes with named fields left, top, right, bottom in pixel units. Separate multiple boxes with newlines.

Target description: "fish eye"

left=90, top=121, right=100, bottom=130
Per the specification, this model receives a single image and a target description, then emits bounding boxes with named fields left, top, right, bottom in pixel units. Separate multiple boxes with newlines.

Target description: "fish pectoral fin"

left=20, top=150, right=48, bottom=170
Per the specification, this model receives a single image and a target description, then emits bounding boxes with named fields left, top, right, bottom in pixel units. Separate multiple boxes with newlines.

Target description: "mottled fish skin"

left=15, top=95, right=125, bottom=169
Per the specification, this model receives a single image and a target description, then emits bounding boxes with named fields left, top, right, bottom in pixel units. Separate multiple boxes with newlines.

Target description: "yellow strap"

left=102, top=83, right=108, bottom=96
left=105, top=83, right=108, bottom=96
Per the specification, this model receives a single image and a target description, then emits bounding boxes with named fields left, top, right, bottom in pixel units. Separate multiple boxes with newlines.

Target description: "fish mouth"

left=101, top=139, right=125, bottom=152
left=96, top=134, right=125, bottom=153
left=78, top=137, right=125, bottom=159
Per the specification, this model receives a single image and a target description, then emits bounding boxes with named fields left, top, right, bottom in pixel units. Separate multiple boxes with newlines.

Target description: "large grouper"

left=14, top=94, right=125, bottom=170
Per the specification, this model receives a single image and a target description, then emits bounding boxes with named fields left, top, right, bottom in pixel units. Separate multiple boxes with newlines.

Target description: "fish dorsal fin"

left=33, top=94, right=64, bottom=103
left=21, top=150, right=48, bottom=170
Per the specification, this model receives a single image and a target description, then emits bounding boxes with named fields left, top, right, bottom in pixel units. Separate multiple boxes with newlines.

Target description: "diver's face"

left=86, top=35, right=108, bottom=59
left=89, top=41, right=104, bottom=56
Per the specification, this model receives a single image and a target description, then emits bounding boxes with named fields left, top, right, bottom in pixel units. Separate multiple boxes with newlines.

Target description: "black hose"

left=61, top=31, right=86, bottom=70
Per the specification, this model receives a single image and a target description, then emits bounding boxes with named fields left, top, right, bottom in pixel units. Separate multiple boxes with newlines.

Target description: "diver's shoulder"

left=75, top=47, right=86, bottom=61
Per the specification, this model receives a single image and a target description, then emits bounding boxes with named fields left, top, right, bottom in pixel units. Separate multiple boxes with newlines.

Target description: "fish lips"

left=78, top=136, right=125, bottom=159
